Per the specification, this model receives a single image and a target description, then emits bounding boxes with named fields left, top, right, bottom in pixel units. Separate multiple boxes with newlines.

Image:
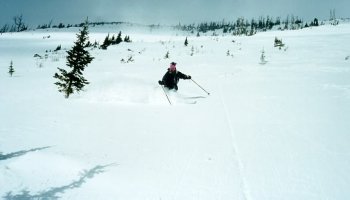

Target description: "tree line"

left=0, top=15, right=28, bottom=33
left=0, top=15, right=324, bottom=35
left=174, top=15, right=322, bottom=36
left=37, top=21, right=126, bottom=30
left=0, top=18, right=127, bottom=33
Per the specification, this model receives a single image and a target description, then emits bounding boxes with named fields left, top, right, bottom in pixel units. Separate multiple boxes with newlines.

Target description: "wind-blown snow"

left=1, top=23, right=350, bottom=200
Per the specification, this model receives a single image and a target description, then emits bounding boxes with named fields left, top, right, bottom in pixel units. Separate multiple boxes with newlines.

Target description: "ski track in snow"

left=171, top=148, right=198, bottom=199
left=219, top=79, right=251, bottom=200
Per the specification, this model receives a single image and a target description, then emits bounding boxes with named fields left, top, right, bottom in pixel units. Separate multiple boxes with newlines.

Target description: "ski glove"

left=158, top=80, right=163, bottom=85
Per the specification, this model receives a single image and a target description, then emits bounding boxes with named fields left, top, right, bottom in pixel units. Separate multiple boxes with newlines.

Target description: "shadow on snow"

left=0, top=146, right=51, bottom=161
left=3, top=163, right=115, bottom=200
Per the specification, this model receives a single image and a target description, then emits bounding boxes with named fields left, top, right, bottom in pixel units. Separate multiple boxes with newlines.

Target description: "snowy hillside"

left=1, top=22, right=350, bottom=200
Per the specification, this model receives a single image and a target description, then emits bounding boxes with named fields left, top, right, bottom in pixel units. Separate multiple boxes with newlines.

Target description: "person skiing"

left=158, top=62, right=191, bottom=90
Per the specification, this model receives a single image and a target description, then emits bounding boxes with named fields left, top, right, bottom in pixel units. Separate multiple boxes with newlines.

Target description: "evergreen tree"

left=124, top=35, right=131, bottom=42
left=184, top=37, right=188, bottom=46
left=260, top=48, right=267, bottom=65
left=223, top=26, right=228, bottom=33
left=8, top=61, right=15, bottom=77
left=275, top=17, right=281, bottom=26
left=101, top=33, right=110, bottom=49
left=53, top=20, right=94, bottom=98
left=58, top=23, right=65, bottom=29
left=284, top=15, right=290, bottom=30
left=54, top=44, right=62, bottom=52
left=116, top=31, right=123, bottom=44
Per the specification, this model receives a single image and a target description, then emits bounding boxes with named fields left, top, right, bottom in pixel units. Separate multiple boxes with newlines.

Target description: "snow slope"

left=1, top=23, right=350, bottom=200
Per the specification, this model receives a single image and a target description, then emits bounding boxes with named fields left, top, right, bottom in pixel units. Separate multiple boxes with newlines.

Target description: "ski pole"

left=161, top=85, right=172, bottom=105
left=191, top=79, right=210, bottom=95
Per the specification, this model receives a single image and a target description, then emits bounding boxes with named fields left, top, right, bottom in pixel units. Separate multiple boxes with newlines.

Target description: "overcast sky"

left=0, top=0, right=349, bottom=26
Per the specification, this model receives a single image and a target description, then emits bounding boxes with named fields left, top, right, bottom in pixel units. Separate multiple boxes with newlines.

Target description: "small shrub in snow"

left=329, top=9, right=339, bottom=26
left=127, top=55, right=134, bottom=63
left=121, top=55, right=135, bottom=63
left=164, top=51, right=170, bottom=59
left=54, top=45, right=61, bottom=52
left=274, top=37, right=285, bottom=49
left=34, top=54, right=42, bottom=59
left=190, top=46, right=194, bottom=56
left=226, top=50, right=234, bottom=57
left=37, top=62, right=44, bottom=68
left=51, top=55, right=60, bottom=62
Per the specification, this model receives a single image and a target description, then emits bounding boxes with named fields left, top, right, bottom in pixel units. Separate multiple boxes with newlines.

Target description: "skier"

left=158, top=62, right=191, bottom=90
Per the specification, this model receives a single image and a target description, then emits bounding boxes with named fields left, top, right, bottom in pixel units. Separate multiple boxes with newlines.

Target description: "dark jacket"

left=161, top=69, right=190, bottom=90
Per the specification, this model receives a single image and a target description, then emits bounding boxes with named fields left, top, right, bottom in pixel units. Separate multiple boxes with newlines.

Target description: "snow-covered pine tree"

left=8, top=61, right=15, bottom=77
left=260, top=48, right=267, bottom=65
left=53, top=20, right=94, bottom=98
